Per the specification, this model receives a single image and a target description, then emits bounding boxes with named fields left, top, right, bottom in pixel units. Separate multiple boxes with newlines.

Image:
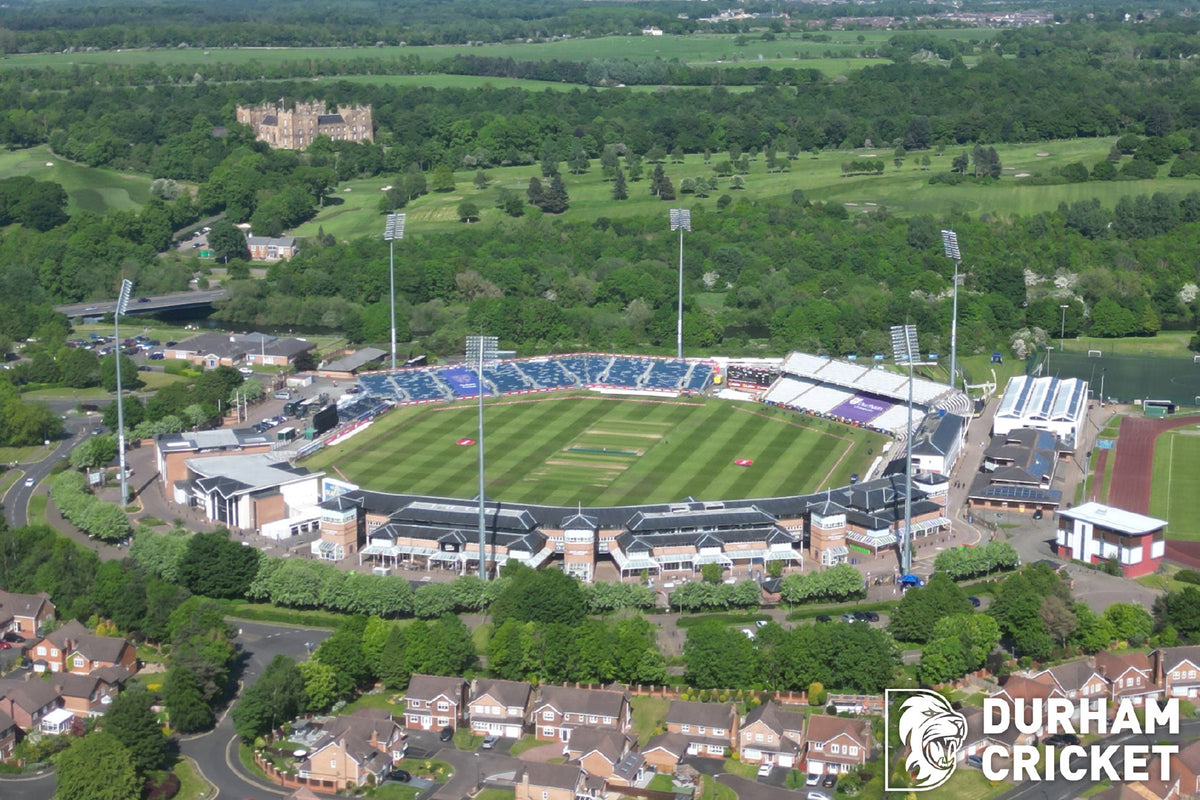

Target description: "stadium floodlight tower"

left=1060, top=304, right=1070, bottom=353
left=383, top=213, right=407, bottom=371
left=669, top=208, right=691, bottom=360
left=115, top=279, right=134, bottom=507
left=940, top=229, right=961, bottom=390
left=890, top=323, right=920, bottom=575
left=466, top=335, right=498, bottom=580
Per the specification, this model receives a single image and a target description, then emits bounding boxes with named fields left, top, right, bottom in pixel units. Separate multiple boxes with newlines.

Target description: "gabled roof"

left=1154, top=646, right=1200, bottom=675
left=642, top=731, right=689, bottom=759
left=0, top=679, right=60, bottom=714
left=805, top=715, right=869, bottom=747
left=565, top=728, right=631, bottom=764
left=42, top=620, right=89, bottom=650
left=1175, top=738, right=1200, bottom=773
left=471, top=678, right=532, bottom=710
left=743, top=701, right=806, bottom=738
left=520, top=762, right=583, bottom=791
left=535, top=685, right=628, bottom=718
left=0, top=591, right=53, bottom=620
left=406, top=674, right=466, bottom=703
left=1032, top=659, right=1106, bottom=694
left=666, top=700, right=736, bottom=729
left=71, top=634, right=132, bottom=664
left=1095, top=651, right=1151, bottom=679
left=911, top=412, right=965, bottom=458
left=0, top=710, right=15, bottom=734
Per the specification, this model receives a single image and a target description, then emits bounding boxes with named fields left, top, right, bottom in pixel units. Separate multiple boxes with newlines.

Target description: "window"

left=543, top=711, right=554, bottom=721
left=543, top=727, right=555, bottom=737
left=588, top=715, right=598, bottom=724
left=51, top=648, right=58, bottom=657
left=830, top=744, right=840, bottom=755
left=331, top=759, right=337, bottom=768
left=755, top=733, right=763, bottom=742
left=849, top=747, right=858, bottom=757
left=36, top=646, right=45, bottom=656
left=437, top=702, right=449, bottom=711
left=73, top=657, right=84, bottom=668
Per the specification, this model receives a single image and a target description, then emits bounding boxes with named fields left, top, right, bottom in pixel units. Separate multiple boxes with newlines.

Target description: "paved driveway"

left=719, top=773, right=807, bottom=800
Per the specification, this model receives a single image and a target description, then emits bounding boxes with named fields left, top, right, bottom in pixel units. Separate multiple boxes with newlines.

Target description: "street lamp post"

left=115, top=279, right=133, bottom=506
left=891, top=324, right=919, bottom=575
left=941, top=230, right=961, bottom=390
left=466, top=335, right=498, bottom=579
left=1060, top=304, right=1070, bottom=354
left=669, top=209, right=691, bottom=361
left=383, top=214, right=407, bottom=371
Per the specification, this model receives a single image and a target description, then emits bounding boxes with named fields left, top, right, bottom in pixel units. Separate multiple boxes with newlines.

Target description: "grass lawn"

left=210, top=598, right=348, bottom=628
left=344, top=691, right=404, bottom=715
left=1150, top=426, right=1200, bottom=541
left=453, top=728, right=483, bottom=750
left=631, top=696, right=670, bottom=746
left=368, top=785, right=425, bottom=800
left=699, top=774, right=736, bottom=800
left=0, top=144, right=153, bottom=214
left=675, top=611, right=771, bottom=628
left=0, top=445, right=40, bottom=464
left=295, top=137, right=1163, bottom=241
left=306, top=394, right=881, bottom=506
left=1065, top=331, right=1194, bottom=359
left=722, top=758, right=758, bottom=779
left=508, top=736, right=548, bottom=756
left=27, top=495, right=47, bottom=526
left=647, top=774, right=676, bottom=791
left=920, top=766, right=1011, bottom=800
left=172, top=758, right=213, bottom=800
left=474, top=790, right=516, bottom=800
left=137, top=370, right=190, bottom=391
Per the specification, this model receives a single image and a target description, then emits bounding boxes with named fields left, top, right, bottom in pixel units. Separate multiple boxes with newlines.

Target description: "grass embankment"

left=306, top=394, right=882, bottom=506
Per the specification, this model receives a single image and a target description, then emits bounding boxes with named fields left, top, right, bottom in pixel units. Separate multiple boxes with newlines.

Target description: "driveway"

left=432, top=748, right=522, bottom=800
left=719, top=773, right=807, bottom=800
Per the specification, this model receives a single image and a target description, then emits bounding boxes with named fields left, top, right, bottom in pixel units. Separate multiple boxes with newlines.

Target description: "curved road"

left=1, top=419, right=90, bottom=529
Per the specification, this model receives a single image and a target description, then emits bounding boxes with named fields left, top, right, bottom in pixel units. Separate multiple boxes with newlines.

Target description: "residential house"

left=739, top=700, right=806, bottom=768
left=1031, top=658, right=1109, bottom=710
left=563, top=728, right=640, bottom=785
left=245, top=235, right=299, bottom=263
left=65, top=635, right=136, bottom=676
left=664, top=699, right=738, bottom=759
left=641, top=732, right=689, bottom=774
left=0, top=591, right=55, bottom=637
left=957, top=706, right=989, bottom=763
left=0, top=678, right=63, bottom=731
left=468, top=678, right=532, bottom=739
left=0, top=710, right=17, bottom=760
left=404, top=675, right=467, bottom=731
left=163, top=331, right=316, bottom=369
left=515, top=762, right=587, bottom=800
left=804, top=716, right=870, bottom=775
left=531, top=685, right=632, bottom=742
left=53, top=666, right=130, bottom=718
left=988, top=675, right=1064, bottom=744
left=1094, top=651, right=1159, bottom=707
left=1090, top=755, right=1179, bottom=800
left=1172, top=738, right=1200, bottom=797
left=1151, top=647, right=1200, bottom=699
left=297, top=708, right=406, bottom=790
left=28, top=620, right=89, bottom=673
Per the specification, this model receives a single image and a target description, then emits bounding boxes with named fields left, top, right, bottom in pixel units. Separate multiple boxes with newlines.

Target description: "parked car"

left=390, top=769, right=412, bottom=783
left=273, top=390, right=290, bottom=399
left=805, top=774, right=821, bottom=786
left=864, top=611, right=880, bottom=622
left=23, top=478, right=34, bottom=488
left=439, top=726, right=454, bottom=742
left=839, top=614, right=855, bottom=623
left=239, top=367, right=254, bottom=375
left=1042, top=733, right=1079, bottom=747
left=481, top=735, right=498, bottom=750
left=968, top=596, right=981, bottom=607
left=966, top=754, right=984, bottom=768
left=137, top=365, right=152, bottom=372
left=852, top=611, right=870, bottom=622
left=815, top=615, right=832, bottom=623
left=821, top=774, right=837, bottom=789
left=149, top=351, right=164, bottom=360
left=1033, top=508, right=1044, bottom=520
left=757, top=764, right=772, bottom=779
left=806, top=790, right=831, bottom=800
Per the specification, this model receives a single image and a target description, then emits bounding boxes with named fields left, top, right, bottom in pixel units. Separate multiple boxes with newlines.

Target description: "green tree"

left=233, top=655, right=307, bottom=742
left=473, top=170, right=489, bottom=190
left=612, top=167, right=627, bottom=201
left=701, top=563, right=723, bottom=584
left=56, top=732, right=141, bottom=800
left=207, top=219, right=248, bottom=262
left=457, top=200, right=480, bottom=222
left=683, top=622, right=758, bottom=688
left=163, top=663, right=213, bottom=733
left=1103, top=603, right=1153, bottom=644
left=99, top=353, right=143, bottom=392
left=491, top=565, right=586, bottom=626
left=176, top=530, right=261, bottom=599
left=432, top=163, right=455, bottom=192
left=887, top=573, right=972, bottom=644
left=299, top=659, right=339, bottom=711
left=102, top=684, right=167, bottom=776
left=69, top=434, right=118, bottom=470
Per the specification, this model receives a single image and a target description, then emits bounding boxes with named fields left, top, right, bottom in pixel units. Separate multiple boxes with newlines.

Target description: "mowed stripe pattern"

left=320, top=397, right=865, bottom=506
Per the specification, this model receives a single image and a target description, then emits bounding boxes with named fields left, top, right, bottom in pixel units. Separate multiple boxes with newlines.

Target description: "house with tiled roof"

left=52, top=666, right=131, bottom=718
left=532, top=685, right=631, bottom=742
left=739, top=701, right=806, bottom=768
left=0, top=591, right=54, bottom=638
left=297, top=708, right=406, bottom=790
left=989, top=675, right=1064, bottom=745
left=28, top=620, right=88, bottom=673
left=515, top=762, right=588, bottom=800
left=1031, top=658, right=1109, bottom=709
left=0, top=710, right=17, bottom=760
left=957, top=706, right=989, bottom=763
left=1151, top=647, right=1200, bottom=699
left=1094, top=651, right=1159, bottom=707
left=664, top=699, right=738, bottom=759
left=1171, top=738, right=1200, bottom=797
left=804, top=715, right=870, bottom=775
left=28, top=621, right=135, bottom=675
left=564, top=728, right=641, bottom=785
left=468, top=678, right=532, bottom=739
left=1090, top=755, right=1179, bottom=800
left=641, top=732, right=689, bottom=775
left=404, top=675, right=467, bottom=731
left=0, top=678, right=63, bottom=731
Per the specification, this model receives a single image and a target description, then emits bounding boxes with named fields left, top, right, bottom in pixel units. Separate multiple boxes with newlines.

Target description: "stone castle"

left=236, top=101, right=374, bottom=150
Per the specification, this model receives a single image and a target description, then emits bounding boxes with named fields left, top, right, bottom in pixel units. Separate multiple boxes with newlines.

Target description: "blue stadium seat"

left=644, top=361, right=689, bottom=389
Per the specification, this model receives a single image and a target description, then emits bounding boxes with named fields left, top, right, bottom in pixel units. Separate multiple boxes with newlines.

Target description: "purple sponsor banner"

left=830, top=394, right=893, bottom=423
left=439, top=366, right=484, bottom=397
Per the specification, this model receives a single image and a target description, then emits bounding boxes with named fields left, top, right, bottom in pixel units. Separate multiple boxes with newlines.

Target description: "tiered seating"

left=393, top=369, right=447, bottom=402
left=762, top=376, right=814, bottom=406
left=644, top=361, right=690, bottom=390
left=358, top=373, right=395, bottom=399
left=519, top=359, right=577, bottom=390
left=488, top=362, right=530, bottom=394
left=683, top=363, right=714, bottom=392
left=560, top=356, right=600, bottom=384
left=796, top=385, right=856, bottom=415
left=605, top=357, right=653, bottom=388
left=874, top=405, right=924, bottom=438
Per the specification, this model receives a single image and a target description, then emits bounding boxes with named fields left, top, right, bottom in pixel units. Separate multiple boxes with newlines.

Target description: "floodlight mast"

left=891, top=324, right=919, bottom=575
left=383, top=214, right=407, bottom=372
left=941, top=230, right=961, bottom=391
left=115, top=279, right=133, bottom=507
left=669, top=209, right=691, bottom=361
left=466, top=335, right=498, bottom=579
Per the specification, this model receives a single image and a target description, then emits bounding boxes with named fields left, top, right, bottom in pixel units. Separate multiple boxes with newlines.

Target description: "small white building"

left=179, top=452, right=324, bottom=533
left=1054, top=502, right=1166, bottom=578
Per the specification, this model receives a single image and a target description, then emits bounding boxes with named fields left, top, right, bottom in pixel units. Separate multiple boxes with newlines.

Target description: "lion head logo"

left=896, top=690, right=967, bottom=790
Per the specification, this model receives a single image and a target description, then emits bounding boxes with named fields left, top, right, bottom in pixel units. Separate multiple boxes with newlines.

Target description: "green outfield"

left=306, top=395, right=885, bottom=506
left=1150, top=427, right=1200, bottom=541
left=0, top=144, right=154, bottom=214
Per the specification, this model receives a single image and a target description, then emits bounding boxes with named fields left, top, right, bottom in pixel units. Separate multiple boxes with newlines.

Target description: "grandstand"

left=358, top=355, right=715, bottom=406
left=761, top=352, right=969, bottom=438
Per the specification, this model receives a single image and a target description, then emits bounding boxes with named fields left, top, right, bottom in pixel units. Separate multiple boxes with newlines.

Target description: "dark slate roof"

left=626, top=506, right=775, bottom=533
left=261, top=114, right=278, bottom=125
left=195, top=475, right=250, bottom=498
left=472, top=678, right=532, bottom=710
left=317, top=113, right=346, bottom=125
left=666, top=700, right=736, bottom=729
left=911, top=412, right=965, bottom=457
left=535, top=685, right=627, bottom=718
left=398, top=501, right=539, bottom=532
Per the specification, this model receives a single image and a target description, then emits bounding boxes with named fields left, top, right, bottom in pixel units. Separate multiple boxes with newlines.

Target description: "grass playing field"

left=305, top=394, right=886, bottom=506
left=0, top=144, right=154, bottom=214
left=1150, top=427, right=1200, bottom=541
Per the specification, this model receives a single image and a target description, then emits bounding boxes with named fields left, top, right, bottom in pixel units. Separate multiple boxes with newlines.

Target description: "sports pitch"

left=1150, top=427, right=1200, bottom=541
left=306, top=395, right=886, bottom=507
